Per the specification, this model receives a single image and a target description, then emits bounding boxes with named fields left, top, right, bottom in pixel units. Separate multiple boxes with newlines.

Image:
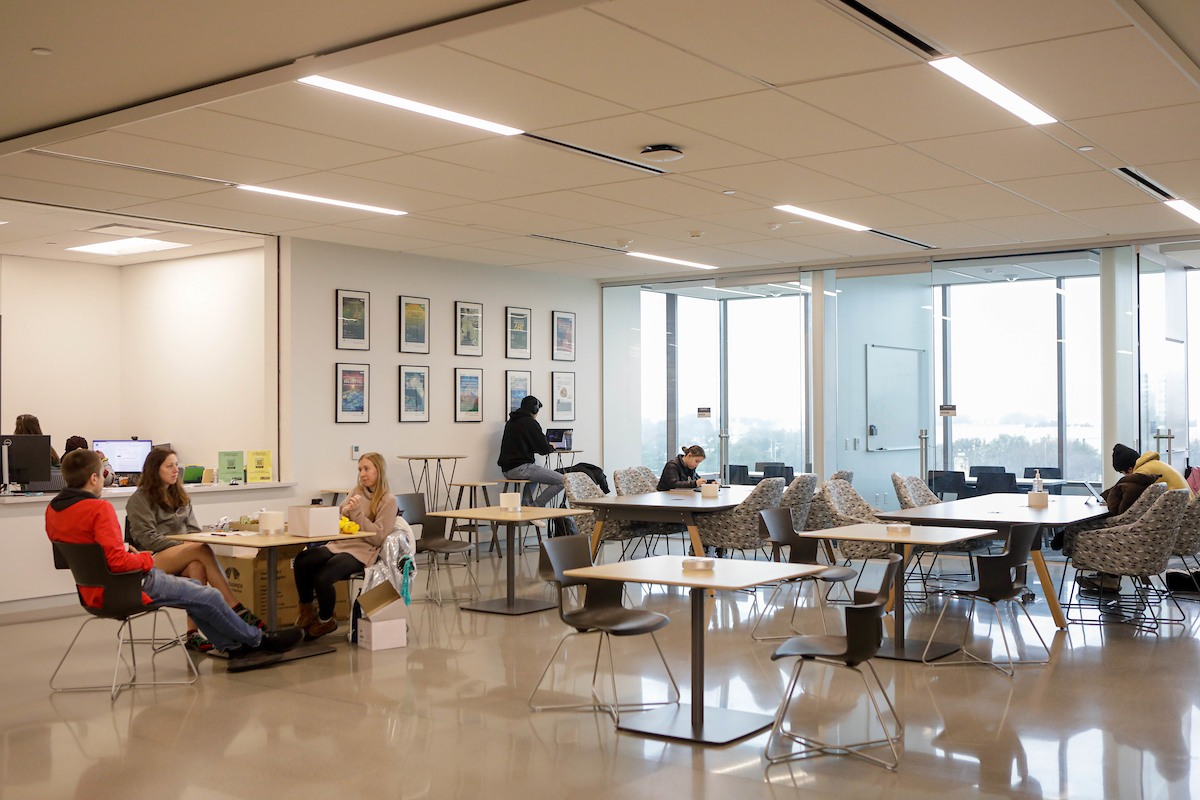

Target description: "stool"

left=450, top=481, right=500, bottom=561
left=500, top=478, right=542, bottom=553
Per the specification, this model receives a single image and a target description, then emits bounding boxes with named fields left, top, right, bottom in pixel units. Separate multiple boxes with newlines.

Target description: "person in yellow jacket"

left=1112, top=443, right=1188, bottom=491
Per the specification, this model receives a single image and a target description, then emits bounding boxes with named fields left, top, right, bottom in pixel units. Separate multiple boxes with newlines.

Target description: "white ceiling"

left=3, top=0, right=1200, bottom=274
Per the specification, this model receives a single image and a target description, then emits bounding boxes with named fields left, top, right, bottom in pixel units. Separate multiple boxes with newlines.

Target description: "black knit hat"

left=1112, top=443, right=1138, bottom=472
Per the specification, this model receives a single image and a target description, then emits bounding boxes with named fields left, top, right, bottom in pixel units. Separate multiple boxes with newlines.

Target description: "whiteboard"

left=865, top=344, right=923, bottom=451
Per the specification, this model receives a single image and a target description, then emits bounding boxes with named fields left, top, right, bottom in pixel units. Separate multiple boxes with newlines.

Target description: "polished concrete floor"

left=3, top=541, right=1200, bottom=799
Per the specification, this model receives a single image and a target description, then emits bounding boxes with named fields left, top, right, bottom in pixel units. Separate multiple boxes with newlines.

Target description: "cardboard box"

left=287, top=505, right=340, bottom=537
left=219, top=545, right=350, bottom=622
left=355, top=581, right=409, bottom=650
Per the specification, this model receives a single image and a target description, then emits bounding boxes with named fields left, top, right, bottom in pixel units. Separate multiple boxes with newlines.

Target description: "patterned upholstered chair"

left=612, top=466, right=685, bottom=555
left=895, top=474, right=992, bottom=587
left=775, top=474, right=818, bottom=562
left=695, top=477, right=785, bottom=556
left=563, top=473, right=645, bottom=558
left=891, top=473, right=916, bottom=509
left=1061, top=482, right=1167, bottom=557
left=829, top=469, right=854, bottom=484
left=904, top=476, right=941, bottom=507
left=1069, top=488, right=1189, bottom=631
left=1168, top=494, right=1200, bottom=592
left=822, top=479, right=892, bottom=562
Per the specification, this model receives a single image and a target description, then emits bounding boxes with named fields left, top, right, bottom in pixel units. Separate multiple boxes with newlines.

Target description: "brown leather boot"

left=305, top=617, right=338, bottom=640
left=295, top=602, right=317, bottom=630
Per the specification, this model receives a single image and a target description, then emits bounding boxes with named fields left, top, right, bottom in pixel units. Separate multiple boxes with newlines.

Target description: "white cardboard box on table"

left=287, top=505, right=340, bottom=537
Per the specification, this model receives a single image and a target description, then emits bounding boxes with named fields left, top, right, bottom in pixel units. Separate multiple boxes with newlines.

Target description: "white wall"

left=0, top=255, right=123, bottom=447
left=283, top=238, right=601, bottom=498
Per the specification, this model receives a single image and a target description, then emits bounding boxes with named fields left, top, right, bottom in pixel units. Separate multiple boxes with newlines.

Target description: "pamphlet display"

left=217, top=450, right=245, bottom=483
left=246, top=450, right=273, bottom=483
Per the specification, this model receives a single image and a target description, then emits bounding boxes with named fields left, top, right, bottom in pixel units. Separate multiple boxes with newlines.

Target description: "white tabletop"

left=427, top=505, right=591, bottom=523
left=800, top=523, right=996, bottom=546
left=564, top=554, right=820, bottom=591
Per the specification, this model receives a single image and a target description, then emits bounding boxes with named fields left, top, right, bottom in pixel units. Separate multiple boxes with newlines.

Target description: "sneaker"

left=226, top=645, right=284, bottom=673
left=305, top=617, right=338, bottom=640
left=259, top=627, right=304, bottom=653
left=235, top=604, right=266, bottom=630
left=1076, top=573, right=1121, bottom=593
left=530, top=518, right=548, bottom=530
left=184, top=630, right=214, bottom=653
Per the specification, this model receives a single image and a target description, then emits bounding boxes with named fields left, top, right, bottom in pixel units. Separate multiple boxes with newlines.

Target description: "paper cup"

left=259, top=510, right=285, bottom=534
left=886, top=523, right=910, bottom=536
left=500, top=492, right=522, bottom=512
left=700, top=482, right=719, bottom=498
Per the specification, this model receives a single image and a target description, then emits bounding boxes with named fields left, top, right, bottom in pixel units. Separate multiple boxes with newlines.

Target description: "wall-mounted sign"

left=938, top=404, right=957, bottom=417
left=697, top=407, right=711, bottom=418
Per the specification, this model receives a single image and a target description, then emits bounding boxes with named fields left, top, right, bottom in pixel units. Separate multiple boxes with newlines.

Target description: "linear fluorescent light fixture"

left=1165, top=199, right=1200, bottom=225
left=67, top=237, right=189, bottom=256
left=627, top=252, right=717, bottom=270
left=298, top=75, right=523, bottom=136
left=929, top=57, right=1055, bottom=125
left=774, top=205, right=870, bottom=232
left=237, top=184, right=406, bottom=216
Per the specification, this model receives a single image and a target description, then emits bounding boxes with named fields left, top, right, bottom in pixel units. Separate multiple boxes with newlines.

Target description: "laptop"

left=1083, top=481, right=1107, bottom=504
left=545, top=428, right=573, bottom=450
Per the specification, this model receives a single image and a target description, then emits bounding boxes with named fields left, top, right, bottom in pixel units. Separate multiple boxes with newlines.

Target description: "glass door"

left=1138, top=250, right=1188, bottom=469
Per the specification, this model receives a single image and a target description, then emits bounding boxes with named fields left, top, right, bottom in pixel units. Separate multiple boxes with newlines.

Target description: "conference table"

left=569, top=486, right=756, bottom=559
left=564, top=555, right=823, bottom=745
left=876, top=493, right=1109, bottom=629
left=426, top=505, right=591, bottom=615
left=798, top=523, right=994, bottom=661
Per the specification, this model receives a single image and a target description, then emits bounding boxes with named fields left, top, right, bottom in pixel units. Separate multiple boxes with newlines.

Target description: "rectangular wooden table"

left=799, top=523, right=994, bottom=661
left=568, top=486, right=756, bottom=559
left=426, top=505, right=591, bottom=616
left=565, top=555, right=823, bottom=745
left=875, top=494, right=1109, bottom=629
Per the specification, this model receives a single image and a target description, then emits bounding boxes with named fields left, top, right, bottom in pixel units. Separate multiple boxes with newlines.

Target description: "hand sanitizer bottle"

left=1033, top=469, right=1043, bottom=493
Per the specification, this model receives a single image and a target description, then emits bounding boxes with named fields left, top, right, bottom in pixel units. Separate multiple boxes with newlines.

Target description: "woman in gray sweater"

left=126, top=447, right=263, bottom=649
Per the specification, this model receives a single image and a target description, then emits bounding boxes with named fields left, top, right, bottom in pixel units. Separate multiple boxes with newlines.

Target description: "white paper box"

left=287, top=505, right=340, bottom=537
left=358, top=618, right=407, bottom=650
left=1027, top=491, right=1049, bottom=509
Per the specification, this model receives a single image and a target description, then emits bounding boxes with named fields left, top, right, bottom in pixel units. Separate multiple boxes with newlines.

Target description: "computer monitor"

left=0, top=434, right=52, bottom=486
left=545, top=428, right=573, bottom=450
left=93, top=439, right=153, bottom=474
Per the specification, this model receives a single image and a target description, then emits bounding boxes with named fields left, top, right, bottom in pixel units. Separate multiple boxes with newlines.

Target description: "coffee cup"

left=259, top=510, right=285, bottom=535
left=500, top=492, right=522, bottom=512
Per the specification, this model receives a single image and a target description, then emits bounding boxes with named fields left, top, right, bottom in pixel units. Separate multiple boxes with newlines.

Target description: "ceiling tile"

left=895, top=183, right=1049, bottom=219
left=0, top=173, right=156, bottom=213
left=426, top=202, right=589, bottom=235
left=1069, top=103, right=1200, bottom=166
left=685, top=161, right=874, bottom=205
left=251, top=172, right=471, bottom=213
left=654, top=91, right=888, bottom=159
left=617, top=217, right=760, bottom=246
left=500, top=191, right=674, bottom=228
left=718, top=237, right=845, bottom=264
left=406, top=243, right=551, bottom=266
left=1141, top=158, right=1200, bottom=199
left=0, top=151, right=213, bottom=199
left=580, top=176, right=758, bottom=218
left=800, top=231, right=918, bottom=257
left=790, top=194, right=953, bottom=229
left=907, top=127, right=1089, bottom=182
left=419, top=136, right=642, bottom=191
left=971, top=212, right=1104, bottom=242
left=888, top=220, right=1016, bottom=249
left=118, top=198, right=330, bottom=233
left=281, top=224, right=442, bottom=253
left=334, top=154, right=550, bottom=202
left=883, top=0, right=1131, bottom=53
left=347, top=215, right=509, bottom=244
left=999, top=170, right=1154, bottom=211
left=794, top=145, right=979, bottom=194
left=1068, top=203, right=1199, bottom=236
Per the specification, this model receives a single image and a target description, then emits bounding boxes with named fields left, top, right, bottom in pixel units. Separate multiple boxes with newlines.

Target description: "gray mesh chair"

left=765, top=554, right=904, bottom=770
left=528, top=535, right=679, bottom=724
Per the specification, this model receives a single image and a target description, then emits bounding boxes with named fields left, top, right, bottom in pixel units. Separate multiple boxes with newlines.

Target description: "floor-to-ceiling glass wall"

left=1138, top=247, right=1188, bottom=470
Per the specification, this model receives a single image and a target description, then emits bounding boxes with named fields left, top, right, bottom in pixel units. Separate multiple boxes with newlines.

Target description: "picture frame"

left=454, top=367, right=483, bottom=422
left=551, top=371, right=575, bottom=422
left=336, top=289, right=370, bottom=350
left=399, top=365, right=429, bottom=423
left=399, top=295, right=430, bottom=354
left=455, top=300, right=483, bottom=357
left=506, top=370, right=532, bottom=415
left=552, top=309, right=575, bottom=361
left=335, top=363, right=369, bottom=423
left=505, top=306, right=532, bottom=359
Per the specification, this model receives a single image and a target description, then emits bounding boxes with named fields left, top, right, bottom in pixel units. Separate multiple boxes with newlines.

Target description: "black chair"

left=1024, top=467, right=1063, bottom=494
left=928, top=470, right=969, bottom=500
left=969, top=466, right=1006, bottom=477
left=974, top=472, right=1018, bottom=495
left=921, top=524, right=1050, bottom=676
left=762, top=464, right=795, bottom=484
left=49, top=541, right=198, bottom=700
left=401, top=492, right=479, bottom=605
left=528, top=535, right=679, bottom=724
left=755, top=461, right=785, bottom=472
left=727, top=464, right=751, bottom=485
left=765, top=553, right=904, bottom=770
left=752, top=508, right=856, bottom=639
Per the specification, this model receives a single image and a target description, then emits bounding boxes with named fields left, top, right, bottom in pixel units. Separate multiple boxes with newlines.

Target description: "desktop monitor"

left=1, top=434, right=52, bottom=486
left=545, top=428, right=573, bottom=450
left=93, top=439, right=154, bottom=474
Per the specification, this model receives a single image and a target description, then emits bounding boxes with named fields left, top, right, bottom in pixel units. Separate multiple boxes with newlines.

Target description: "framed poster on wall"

left=506, top=370, right=531, bottom=415
left=552, top=310, right=575, bottom=361
left=456, top=300, right=483, bottom=357
left=506, top=306, right=531, bottom=359
left=400, top=365, right=429, bottom=422
left=455, top=367, right=483, bottom=422
left=399, top=295, right=430, bottom=354
left=551, top=371, right=575, bottom=422
left=336, top=289, right=370, bottom=350
left=336, top=362, right=369, bottom=423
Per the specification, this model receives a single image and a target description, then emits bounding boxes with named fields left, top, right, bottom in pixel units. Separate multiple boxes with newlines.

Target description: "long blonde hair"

left=355, top=452, right=391, bottom=520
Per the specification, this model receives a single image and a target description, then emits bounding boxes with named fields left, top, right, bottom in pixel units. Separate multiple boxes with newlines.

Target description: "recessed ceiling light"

left=774, top=204, right=870, bottom=232
left=31, top=47, right=52, bottom=56
left=87, top=223, right=162, bottom=237
left=930, top=57, right=1055, bottom=125
left=237, top=185, right=406, bottom=216
left=722, top=190, right=737, bottom=195
left=1078, top=145, right=1095, bottom=152
left=1165, top=199, right=1200, bottom=225
left=639, top=144, right=684, bottom=163
left=298, top=75, right=523, bottom=136
left=627, top=251, right=717, bottom=270
left=67, top=238, right=188, bottom=256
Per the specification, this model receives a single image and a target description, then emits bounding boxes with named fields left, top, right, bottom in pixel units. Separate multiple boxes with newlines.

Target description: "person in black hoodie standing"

left=497, top=396, right=561, bottom=526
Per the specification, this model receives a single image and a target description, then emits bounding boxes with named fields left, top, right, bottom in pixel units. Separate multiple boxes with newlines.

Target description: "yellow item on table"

left=339, top=516, right=360, bottom=534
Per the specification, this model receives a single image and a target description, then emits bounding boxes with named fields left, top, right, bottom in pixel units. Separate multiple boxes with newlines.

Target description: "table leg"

left=265, top=548, right=279, bottom=631
left=686, top=524, right=703, bottom=558
left=590, top=517, right=605, bottom=559
left=1031, top=550, right=1067, bottom=629
left=460, top=521, right=555, bottom=616
left=876, top=542, right=958, bottom=662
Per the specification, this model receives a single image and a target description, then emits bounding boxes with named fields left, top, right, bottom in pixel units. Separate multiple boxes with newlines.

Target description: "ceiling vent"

left=1114, top=166, right=1174, bottom=200
left=822, top=0, right=945, bottom=58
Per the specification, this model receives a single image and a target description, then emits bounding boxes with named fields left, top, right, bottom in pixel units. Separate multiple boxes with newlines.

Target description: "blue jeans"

left=503, top=462, right=564, bottom=507
left=142, top=568, right=261, bottom=652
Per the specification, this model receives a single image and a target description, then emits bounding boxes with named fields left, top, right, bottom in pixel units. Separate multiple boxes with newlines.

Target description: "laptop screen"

left=545, top=428, right=573, bottom=450
left=1083, top=481, right=1106, bottom=503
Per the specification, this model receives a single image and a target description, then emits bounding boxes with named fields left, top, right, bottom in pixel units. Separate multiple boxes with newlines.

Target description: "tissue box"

left=287, top=505, right=340, bottom=537
left=355, top=582, right=408, bottom=650
left=1027, top=491, right=1049, bottom=509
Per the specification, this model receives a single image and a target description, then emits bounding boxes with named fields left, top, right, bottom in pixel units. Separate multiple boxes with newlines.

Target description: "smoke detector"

left=639, top=144, right=684, bottom=163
